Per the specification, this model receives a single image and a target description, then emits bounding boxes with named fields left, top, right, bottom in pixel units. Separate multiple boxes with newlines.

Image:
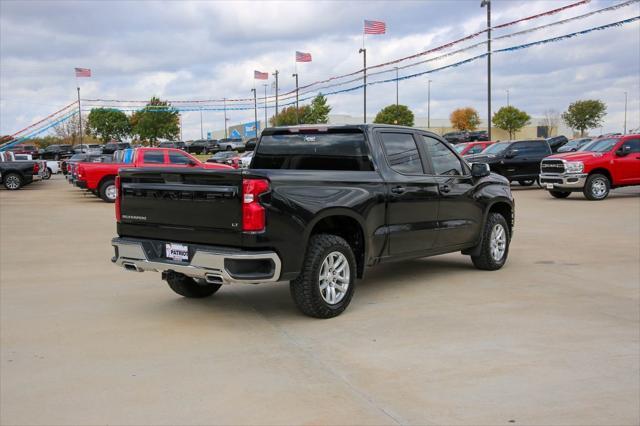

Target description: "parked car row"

left=442, top=130, right=489, bottom=143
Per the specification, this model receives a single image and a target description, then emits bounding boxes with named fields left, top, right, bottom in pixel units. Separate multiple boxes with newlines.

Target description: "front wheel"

left=549, top=190, right=570, bottom=199
left=290, top=234, right=356, bottom=318
left=3, top=173, right=23, bottom=190
left=471, top=212, right=510, bottom=271
left=226, top=146, right=232, bottom=151
left=583, top=173, right=610, bottom=201
left=166, top=273, right=221, bottom=298
left=99, top=178, right=117, bottom=203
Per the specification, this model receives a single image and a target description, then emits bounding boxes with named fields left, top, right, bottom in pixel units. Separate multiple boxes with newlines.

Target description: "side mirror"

left=616, top=145, right=631, bottom=157
left=471, top=162, right=491, bottom=178
left=505, top=149, right=516, bottom=159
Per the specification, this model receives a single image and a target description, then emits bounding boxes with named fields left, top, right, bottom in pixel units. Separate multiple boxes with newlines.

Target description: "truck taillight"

left=115, top=176, right=122, bottom=222
left=242, top=178, right=269, bottom=232
left=33, top=163, right=39, bottom=174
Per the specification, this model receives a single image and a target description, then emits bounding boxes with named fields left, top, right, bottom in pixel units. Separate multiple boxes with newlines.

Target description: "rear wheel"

left=3, top=173, right=23, bottom=190
left=226, top=145, right=232, bottom=151
left=290, top=234, right=356, bottom=318
left=166, top=273, right=221, bottom=298
left=549, top=190, right=570, bottom=199
left=471, top=212, right=510, bottom=271
left=583, top=173, right=610, bottom=200
left=43, top=168, right=52, bottom=180
left=99, top=178, right=117, bottom=203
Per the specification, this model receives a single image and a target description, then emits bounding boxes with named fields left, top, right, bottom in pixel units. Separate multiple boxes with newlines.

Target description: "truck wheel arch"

left=97, top=175, right=117, bottom=192
left=463, top=199, right=513, bottom=257
left=588, top=168, right=613, bottom=186
left=304, top=210, right=367, bottom=279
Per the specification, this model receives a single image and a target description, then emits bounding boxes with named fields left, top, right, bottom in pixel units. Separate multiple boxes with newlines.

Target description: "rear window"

left=252, top=130, right=374, bottom=171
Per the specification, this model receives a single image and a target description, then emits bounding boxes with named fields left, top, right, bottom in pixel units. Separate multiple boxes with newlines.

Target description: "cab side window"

left=168, top=151, right=191, bottom=164
left=379, top=132, right=424, bottom=175
left=143, top=150, right=165, bottom=164
left=421, top=135, right=464, bottom=176
left=622, top=139, right=640, bottom=153
left=467, top=144, right=484, bottom=154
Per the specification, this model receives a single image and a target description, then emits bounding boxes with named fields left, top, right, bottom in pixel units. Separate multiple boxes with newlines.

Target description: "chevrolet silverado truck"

left=111, top=125, right=515, bottom=318
left=77, top=147, right=232, bottom=202
left=540, top=134, right=640, bottom=200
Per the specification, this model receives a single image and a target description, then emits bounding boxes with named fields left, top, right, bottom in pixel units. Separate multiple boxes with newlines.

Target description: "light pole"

left=506, top=89, right=510, bottom=107
left=292, top=73, right=299, bottom=124
left=272, top=70, right=279, bottom=123
left=263, top=84, right=268, bottom=130
left=359, top=47, right=367, bottom=123
left=481, top=0, right=491, bottom=139
left=251, top=88, right=258, bottom=137
left=394, top=67, right=399, bottom=108
left=199, top=108, right=203, bottom=139
left=179, top=113, right=183, bottom=141
left=427, top=79, right=432, bottom=129
left=223, top=98, right=228, bottom=139
left=624, top=91, right=628, bottom=134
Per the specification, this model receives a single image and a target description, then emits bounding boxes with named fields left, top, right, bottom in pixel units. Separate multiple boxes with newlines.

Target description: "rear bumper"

left=111, top=237, right=282, bottom=285
left=75, top=180, right=87, bottom=189
left=539, top=173, right=587, bottom=191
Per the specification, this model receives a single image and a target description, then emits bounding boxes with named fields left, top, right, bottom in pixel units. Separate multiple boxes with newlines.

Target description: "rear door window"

left=379, top=132, right=424, bottom=175
left=143, top=150, right=165, bottom=164
left=622, top=139, right=640, bottom=153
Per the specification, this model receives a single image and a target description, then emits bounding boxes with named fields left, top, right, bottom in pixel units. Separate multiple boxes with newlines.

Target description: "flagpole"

left=293, top=60, right=299, bottom=124
left=76, top=86, right=83, bottom=149
left=251, top=88, right=258, bottom=137
left=263, top=83, right=268, bottom=129
left=359, top=25, right=367, bottom=123
left=273, top=70, right=279, bottom=124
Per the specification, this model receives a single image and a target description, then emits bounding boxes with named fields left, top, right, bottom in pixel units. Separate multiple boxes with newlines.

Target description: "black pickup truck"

left=0, top=151, right=43, bottom=190
left=112, top=125, right=515, bottom=318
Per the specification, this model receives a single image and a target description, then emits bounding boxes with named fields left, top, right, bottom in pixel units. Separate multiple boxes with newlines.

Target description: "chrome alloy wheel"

left=5, top=175, right=20, bottom=189
left=490, top=223, right=507, bottom=262
left=105, top=184, right=117, bottom=201
left=591, top=178, right=607, bottom=198
left=319, top=251, right=350, bottom=305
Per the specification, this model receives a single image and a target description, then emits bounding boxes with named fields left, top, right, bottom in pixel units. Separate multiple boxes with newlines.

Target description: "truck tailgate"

left=118, top=168, right=243, bottom=245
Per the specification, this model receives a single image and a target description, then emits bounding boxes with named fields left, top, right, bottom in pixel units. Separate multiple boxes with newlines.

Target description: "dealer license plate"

left=166, top=243, right=189, bottom=262
left=546, top=184, right=554, bottom=189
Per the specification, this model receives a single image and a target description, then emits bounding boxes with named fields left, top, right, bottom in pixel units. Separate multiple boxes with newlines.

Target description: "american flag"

left=364, top=20, right=386, bottom=35
left=295, top=51, right=312, bottom=62
left=254, top=70, right=268, bottom=80
left=74, top=67, right=91, bottom=77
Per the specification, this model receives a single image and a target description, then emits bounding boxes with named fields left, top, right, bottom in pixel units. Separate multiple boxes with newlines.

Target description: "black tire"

left=518, top=180, right=534, bottom=186
left=290, top=234, right=357, bottom=319
left=471, top=212, right=510, bottom=271
left=583, top=173, right=610, bottom=201
left=549, top=190, right=571, bottom=199
left=99, top=178, right=117, bottom=203
left=166, top=273, right=221, bottom=298
left=3, top=173, right=23, bottom=190
left=226, top=145, right=232, bottom=151
left=43, top=168, right=52, bottom=180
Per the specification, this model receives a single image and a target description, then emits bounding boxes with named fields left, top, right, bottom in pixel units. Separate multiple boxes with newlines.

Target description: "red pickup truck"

left=540, top=134, right=640, bottom=200
left=76, top=147, right=231, bottom=202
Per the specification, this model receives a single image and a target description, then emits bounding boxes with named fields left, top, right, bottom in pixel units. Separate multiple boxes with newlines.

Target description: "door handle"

left=440, top=184, right=451, bottom=194
left=391, top=186, right=406, bottom=194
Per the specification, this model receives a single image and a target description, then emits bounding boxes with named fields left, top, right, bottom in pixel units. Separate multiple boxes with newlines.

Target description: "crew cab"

left=111, top=125, right=515, bottom=318
left=540, top=134, right=640, bottom=200
left=77, top=147, right=232, bottom=202
left=466, top=139, right=552, bottom=186
left=0, top=151, right=46, bottom=189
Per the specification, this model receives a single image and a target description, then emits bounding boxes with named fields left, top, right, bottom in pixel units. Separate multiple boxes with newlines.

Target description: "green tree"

left=373, top=104, right=414, bottom=127
left=303, top=94, right=331, bottom=124
left=450, top=107, right=480, bottom=131
left=492, top=106, right=531, bottom=139
left=269, top=105, right=311, bottom=126
left=86, top=108, right=131, bottom=142
left=130, top=97, right=180, bottom=144
left=561, top=99, right=607, bottom=136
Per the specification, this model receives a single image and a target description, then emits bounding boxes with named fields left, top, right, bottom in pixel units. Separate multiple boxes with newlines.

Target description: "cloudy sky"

left=1, top=0, right=639, bottom=139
